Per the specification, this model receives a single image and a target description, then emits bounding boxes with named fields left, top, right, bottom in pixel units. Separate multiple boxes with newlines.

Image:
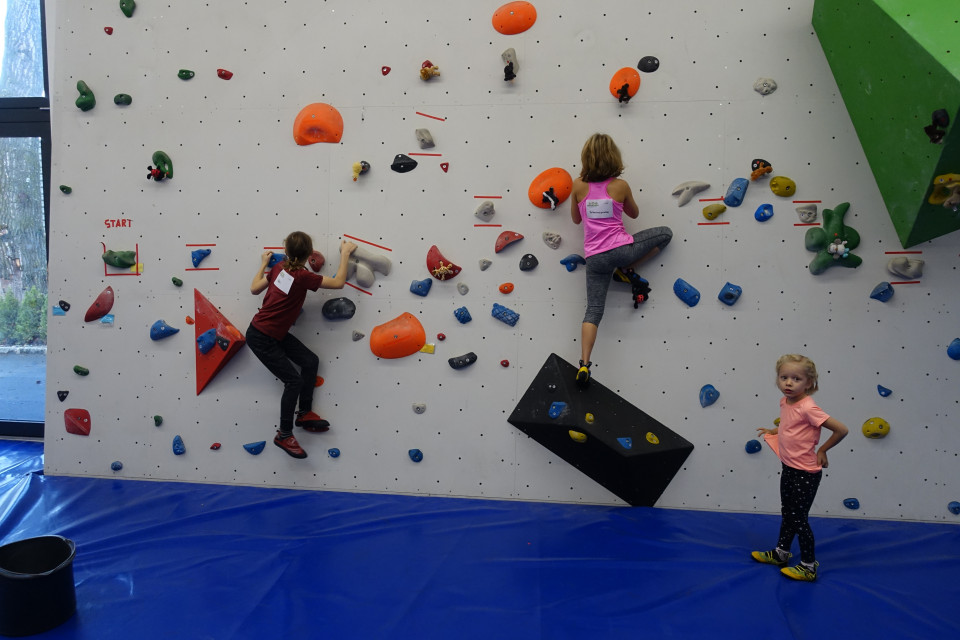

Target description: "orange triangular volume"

left=194, top=289, right=246, bottom=395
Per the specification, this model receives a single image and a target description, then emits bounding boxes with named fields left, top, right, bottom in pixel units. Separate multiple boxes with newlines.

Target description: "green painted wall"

left=813, top=0, right=960, bottom=247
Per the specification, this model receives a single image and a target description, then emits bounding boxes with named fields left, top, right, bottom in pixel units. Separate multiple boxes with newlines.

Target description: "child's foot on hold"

left=781, top=561, right=818, bottom=582
left=295, top=410, right=330, bottom=432
left=751, top=549, right=792, bottom=567
left=274, top=431, right=307, bottom=459
left=575, top=360, right=591, bottom=388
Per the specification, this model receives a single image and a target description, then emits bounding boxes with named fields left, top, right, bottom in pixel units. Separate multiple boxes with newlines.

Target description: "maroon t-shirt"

left=250, top=263, right=323, bottom=339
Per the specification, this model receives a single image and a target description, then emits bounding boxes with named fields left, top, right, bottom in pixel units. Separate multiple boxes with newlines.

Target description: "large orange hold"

left=492, top=1, right=537, bottom=35
left=609, top=67, right=641, bottom=100
left=194, top=289, right=246, bottom=395
left=528, top=167, right=573, bottom=209
left=293, top=103, right=344, bottom=145
left=370, top=312, right=426, bottom=359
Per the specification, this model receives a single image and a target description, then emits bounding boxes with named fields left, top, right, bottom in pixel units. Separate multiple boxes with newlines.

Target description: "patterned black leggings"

left=777, top=463, right=822, bottom=564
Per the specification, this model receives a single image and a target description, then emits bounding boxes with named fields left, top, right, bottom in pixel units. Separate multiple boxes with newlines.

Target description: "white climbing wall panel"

left=44, top=0, right=960, bottom=523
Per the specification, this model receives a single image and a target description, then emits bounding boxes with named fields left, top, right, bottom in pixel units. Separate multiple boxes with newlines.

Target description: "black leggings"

left=245, top=324, right=319, bottom=432
left=777, top=463, right=822, bottom=564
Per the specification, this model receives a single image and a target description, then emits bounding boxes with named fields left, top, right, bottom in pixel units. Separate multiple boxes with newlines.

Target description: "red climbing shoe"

left=295, top=411, right=330, bottom=432
left=274, top=432, right=307, bottom=459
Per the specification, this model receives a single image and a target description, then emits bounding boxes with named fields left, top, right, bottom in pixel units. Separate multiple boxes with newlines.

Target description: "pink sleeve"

left=802, top=401, right=830, bottom=428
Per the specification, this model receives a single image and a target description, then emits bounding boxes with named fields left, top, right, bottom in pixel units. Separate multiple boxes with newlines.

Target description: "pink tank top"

left=578, top=179, right=634, bottom=257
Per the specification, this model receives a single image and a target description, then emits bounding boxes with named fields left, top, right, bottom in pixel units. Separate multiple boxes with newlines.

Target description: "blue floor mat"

left=0, top=441, right=957, bottom=639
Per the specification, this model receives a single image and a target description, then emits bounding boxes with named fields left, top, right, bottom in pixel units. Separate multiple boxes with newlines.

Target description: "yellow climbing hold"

left=862, top=417, right=890, bottom=439
left=769, top=176, right=796, bottom=197
left=585, top=413, right=595, bottom=424
left=702, top=203, right=726, bottom=220
left=568, top=430, right=587, bottom=443
left=419, top=343, right=436, bottom=354
left=646, top=432, right=660, bottom=445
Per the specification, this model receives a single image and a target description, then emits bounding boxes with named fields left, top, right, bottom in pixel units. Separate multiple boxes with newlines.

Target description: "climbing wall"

left=45, top=0, right=960, bottom=523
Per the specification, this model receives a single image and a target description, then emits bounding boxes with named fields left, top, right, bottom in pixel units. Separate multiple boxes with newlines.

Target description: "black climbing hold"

left=448, top=352, right=478, bottom=370
left=932, top=108, right=950, bottom=128
left=216, top=335, right=230, bottom=351
left=391, top=154, right=418, bottom=173
left=519, top=254, right=539, bottom=271
left=638, top=56, right=660, bottom=73
left=58, top=300, right=71, bottom=312
left=322, top=297, right=357, bottom=320
left=57, top=390, right=69, bottom=402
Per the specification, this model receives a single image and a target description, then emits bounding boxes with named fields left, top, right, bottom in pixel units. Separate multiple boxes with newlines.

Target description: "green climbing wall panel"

left=813, top=0, right=960, bottom=247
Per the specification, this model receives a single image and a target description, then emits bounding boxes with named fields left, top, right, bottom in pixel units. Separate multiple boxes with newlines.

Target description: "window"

left=0, top=0, right=49, bottom=438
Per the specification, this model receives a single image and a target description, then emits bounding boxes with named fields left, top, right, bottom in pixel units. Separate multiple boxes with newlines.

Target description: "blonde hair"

left=282, top=231, right=313, bottom=271
left=579, top=133, right=625, bottom=183
left=775, top=354, right=819, bottom=395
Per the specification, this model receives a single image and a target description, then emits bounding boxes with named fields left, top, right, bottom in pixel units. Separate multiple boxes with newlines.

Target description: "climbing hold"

left=492, top=1, right=537, bottom=35
left=887, top=257, right=924, bottom=279
left=869, top=282, right=894, bottom=302
left=52, top=306, right=65, bottom=317
left=638, top=56, right=660, bottom=73
left=645, top=432, right=660, bottom=445
left=345, top=246, right=391, bottom=290
left=293, top=103, right=344, bottom=145
left=805, top=202, right=862, bottom=275
left=671, top=181, right=710, bottom=206
left=243, top=441, right=267, bottom=455
left=191, top=248, right=211, bottom=268
left=315, top=376, right=324, bottom=387
left=369, top=312, right=426, bottom=359
left=843, top=498, right=860, bottom=510
left=569, top=430, right=588, bottom=443
left=410, top=278, right=433, bottom=297
left=927, top=173, right=960, bottom=208
left=528, top=167, right=573, bottom=210
left=501, top=359, right=510, bottom=367
left=617, top=437, right=633, bottom=450
left=769, top=176, right=796, bottom=197
left=184, top=316, right=194, bottom=325
left=519, top=254, right=538, bottom=271
left=609, top=67, right=641, bottom=102
left=352, top=330, right=364, bottom=341
left=419, top=60, right=440, bottom=81
left=59, top=185, right=72, bottom=194
left=308, top=250, right=325, bottom=272
left=492, top=303, right=520, bottom=327
left=723, top=178, right=749, bottom=207
left=502, top=48, right=518, bottom=80
left=153, top=415, right=163, bottom=427
left=216, top=68, right=233, bottom=80
left=111, top=461, right=123, bottom=472
left=475, top=201, right=495, bottom=223
left=754, top=203, right=774, bottom=222
left=948, top=501, right=960, bottom=515
left=479, top=258, right=493, bottom=271
left=548, top=402, right=567, bottom=419
left=499, top=282, right=514, bottom=294
left=328, top=448, right=341, bottom=458
left=948, top=338, right=960, bottom=360
left=267, top=253, right=286, bottom=269
left=104, top=27, right=113, bottom=35
left=73, top=365, right=89, bottom=377
left=150, top=319, right=180, bottom=340
left=196, top=328, right=217, bottom=355
left=436, top=333, right=446, bottom=341
left=584, top=413, right=595, bottom=424
left=699, top=384, right=719, bottom=408
left=673, top=278, right=700, bottom=307
left=390, top=153, right=418, bottom=173
left=796, top=203, right=818, bottom=223
left=57, top=300, right=70, bottom=312
left=718, top=282, right=742, bottom=306
left=101, top=249, right=137, bottom=269
left=408, top=449, right=424, bottom=463
left=457, top=283, right=469, bottom=295
left=210, top=443, right=221, bottom=450
left=495, top=231, right=524, bottom=253
left=745, top=439, right=762, bottom=454
left=560, top=254, right=586, bottom=272
left=427, top=245, right=461, bottom=281
left=119, top=0, right=136, bottom=18
left=861, top=417, right=890, bottom=439
left=84, top=286, right=114, bottom=322
left=381, top=66, right=391, bottom=76
left=177, top=69, right=195, bottom=80
left=64, top=408, right=91, bottom=436
left=172, top=435, right=186, bottom=456
left=75, top=80, right=96, bottom=111
left=412, top=403, right=426, bottom=414
left=148, top=150, right=173, bottom=180
left=100, top=314, right=114, bottom=326
left=215, top=334, right=231, bottom=352
left=753, top=77, right=777, bottom=95
left=449, top=352, right=478, bottom=370
left=877, top=385, right=892, bottom=397
left=542, top=231, right=561, bottom=250
left=750, top=159, right=772, bottom=181
left=454, top=306, right=472, bottom=324
left=351, top=161, right=371, bottom=182
left=415, top=128, right=435, bottom=149
left=322, top=297, right=356, bottom=320
left=113, top=93, right=132, bottom=106
left=57, top=391, right=68, bottom=402
left=702, top=203, right=726, bottom=220
left=440, top=162, right=449, bottom=173
left=171, top=277, right=183, bottom=287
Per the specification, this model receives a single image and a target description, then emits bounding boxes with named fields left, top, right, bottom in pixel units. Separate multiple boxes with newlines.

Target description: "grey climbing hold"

left=479, top=258, right=492, bottom=271
left=172, top=435, right=185, bottom=455
left=502, top=48, right=519, bottom=74
left=887, top=257, right=924, bottom=279
left=745, top=440, right=761, bottom=454
left=408, top=449, right=423, bottom=463
left=870, top=282, right=894, bottom=302
left=542, top=231, right=561, bottom=250
left=796, top=203, right=818, bottom=223
left=410, top=278, right=433, bottom=297
left=322, top=297, right=357, bottom=320
left=454, top=306, right=472, bottom=324
left=347, top=246, right=393, bottom=288
left=457, top=282, right=469, bottom=295
left=519, top=254, right=538, bottom=271
left=352, top=330, right=365, bottom=341
left=671, top=181, right=710, bottom=206
left=699, top=384, right=719, bottom=407
left=244, top=441, right=266, bottom=455
left=415, top=128, right=435, bottom=149
left=492, top=303, right=520, bottom=327
left=391, top=154, right=418, bottom=173
left=412, top=403, right=426, bottom=414
left=475, top=201, right=495, bottom=223
left=753, top=77, right=777, bottom=95
left=448, top=352, right=477, bottom=369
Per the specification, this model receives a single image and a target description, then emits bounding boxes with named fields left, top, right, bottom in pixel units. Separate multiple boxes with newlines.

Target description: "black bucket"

left=0, top=535, right=77, bottom=637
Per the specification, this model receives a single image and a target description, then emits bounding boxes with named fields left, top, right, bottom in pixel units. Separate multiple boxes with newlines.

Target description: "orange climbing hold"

left=194, top=289, right=246, bottom=394
left=528, top=167, right=573, bottom=210
left=492, top=1, right=537, bottom=35
left=499, top=282, right=514, bottom=294
left=369, top=312, right=426, bottom=359
left=293, top=103, right=344, bottom=145
left=609, top=67, right=641, bottom=100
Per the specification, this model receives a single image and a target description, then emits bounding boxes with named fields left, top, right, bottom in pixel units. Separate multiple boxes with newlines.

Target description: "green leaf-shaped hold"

left=75, top=80, right=95, bottom=111
left=102, top=250, right=138, bottom=268
left=119, top=0, right=136, bottom=18
left=804, top=202, right=862, bottom=275
left=151, top=151, right=173, bottom=179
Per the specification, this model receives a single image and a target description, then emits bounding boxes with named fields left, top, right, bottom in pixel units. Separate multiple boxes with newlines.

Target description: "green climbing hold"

left=114, top=93, right=133, bottom=106
left=75, top=80, right=96, bottom=111
left=59, top=185, right=72, bottom=194
left=73, top=365, right=89, bottom=376
left=151, top=151, right=173, bottom=180
left=102, top=250, right=137, bottom=268
left=804, top=202, right=862, bottom=275
left=171, top=276, right=183, bottom=287
left=119, top=0, right=136, bottom=18
left=178, top=69, right=195, bottom=80
left=153, top=415, right=163, bottom=427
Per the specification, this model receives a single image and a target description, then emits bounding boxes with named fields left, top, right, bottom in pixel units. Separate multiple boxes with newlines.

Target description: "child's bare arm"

left=250, top=251, right=273, bottom=294
left=817, top=417, right=848, bottom=468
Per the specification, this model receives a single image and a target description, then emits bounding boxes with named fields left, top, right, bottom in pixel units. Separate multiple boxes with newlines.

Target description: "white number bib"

left=585, top=198, right=614, bottom=219
left=273, top=269, right=294, bottom=295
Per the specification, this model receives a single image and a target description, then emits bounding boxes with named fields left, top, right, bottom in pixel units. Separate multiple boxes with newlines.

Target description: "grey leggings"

left=583, top=226, right=672, bottom=325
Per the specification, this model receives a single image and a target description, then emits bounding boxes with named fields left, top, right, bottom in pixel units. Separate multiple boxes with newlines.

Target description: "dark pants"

left=245, top=324, right=319, bottom=432
left=777, top=463, right=822, bottom=564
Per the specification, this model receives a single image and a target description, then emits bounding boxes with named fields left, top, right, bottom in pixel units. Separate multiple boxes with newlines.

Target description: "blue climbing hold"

left=754, top=203, right=774, bottom=221
left=723, top=177, right=749, bottom=207
left=100, top=314, right=114, bottom=325
left=617, top=437, right=633, bottom=450
left=110, top=460, right=123, bottom=471
left=191, top=248, right=211, bottom=268
left=410, top=278, right=433, bottom=297
left=745, top=439, right=761, bottom=454
left=172, top=435, right=185, bottom=455
left=408, top=448, right=423, bottom=463
left=267, top=253, right=286, bottom=268
left=491, top=302, right=520, bottom=326
left=548, top=401, right=567, bottom=419
left=673, top=278, right=700, bottom=307
left=150, top=319, right=180, bottom=340
left=699, top=384, right=719, bottom=407
left=870, top=282, right=894, bottom=302
left=717, top=282, right=742, bottom=306
left=948, top=501, right=960, bottom=515
left=877, top=385, right=892, bottom=397
left=196, top=328, right=217, bottom=354
left=843, top=498, right=860, bottom=510
left=328, top=448, right=341, bottom=458
left=948, top=338, right=960, bottom=360
left=560, top=254, right=586, bottom=272
left=454, top=306, right=472, bottom=324
left=52, top=305, right=66, bottom=316
left=243, top=441, right=266, bottom=455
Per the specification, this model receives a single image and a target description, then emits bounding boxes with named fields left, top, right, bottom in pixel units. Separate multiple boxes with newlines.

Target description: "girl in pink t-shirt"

left=569, top=134, right=672, bottom=387
left=752, top=354, right=849, bottom=581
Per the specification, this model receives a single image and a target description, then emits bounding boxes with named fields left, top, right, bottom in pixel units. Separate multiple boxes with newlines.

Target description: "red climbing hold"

left=185, top=316, right=195, bottom=325
left=194, top=289, right=246, bottom=395
left=437, top=333, right=446, bottom=341
left=495, top=231, right=524, bottom=253
left=217, top=68, right=233, bottom=80
left=64, top=408, right=91, bottom=436
left=210, top=442, right=222, bottom=450
left=382, top=66, right=391, bottom=76
left=440, top=162, right=449, bottom=173
left=308, top=250, right=325, bottom=273
left=84, top=286, right=115, bottom=322
left=104, top=27, right=114, bottom=35
left=426, top=245, right=462, bottom=281
left=315, top=376, right=324, bottom=388
left=501, top=359, right=510, bottom=367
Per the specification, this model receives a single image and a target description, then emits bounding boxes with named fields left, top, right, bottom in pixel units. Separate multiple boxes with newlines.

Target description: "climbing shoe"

left=575, top=360, right=591, bottom=388
left=781, top=561, right=819, bottom=582
left=751, top=549, right=792, bottom=567
left=295, top=410, right=330, bottom=432
left=612, top=268, right=651, bottom=308
left=274, top=432, right=307, bottom=459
